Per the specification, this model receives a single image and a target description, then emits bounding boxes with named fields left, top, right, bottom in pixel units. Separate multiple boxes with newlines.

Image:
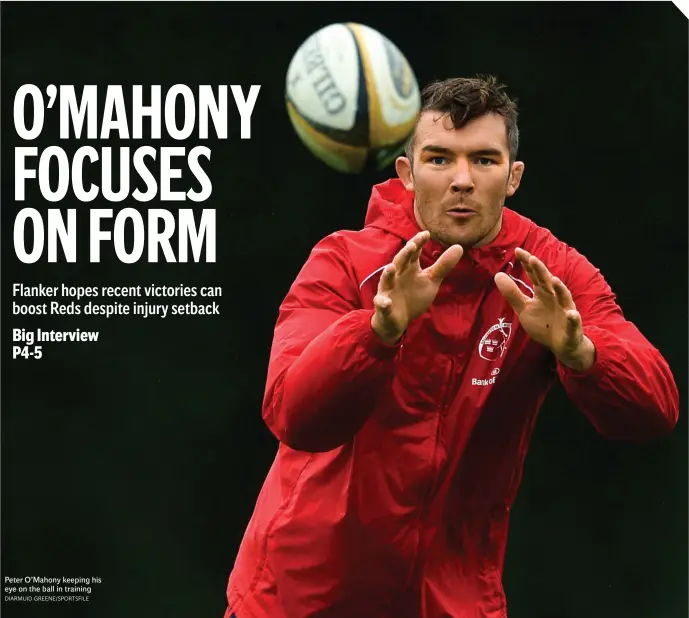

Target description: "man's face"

left=396, top=111, right=524, bottom=248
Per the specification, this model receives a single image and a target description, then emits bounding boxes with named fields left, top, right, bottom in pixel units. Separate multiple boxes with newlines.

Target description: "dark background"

left=2, top=2, right=686, bottom=617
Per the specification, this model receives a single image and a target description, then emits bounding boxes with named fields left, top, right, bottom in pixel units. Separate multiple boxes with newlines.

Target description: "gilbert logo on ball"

left=285, top=23, right=421, bottom=173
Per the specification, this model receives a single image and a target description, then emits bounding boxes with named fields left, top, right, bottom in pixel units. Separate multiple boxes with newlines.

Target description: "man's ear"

left=395, top=156, right=414, bottom=191
left=506, top=161, right=524, bottom=197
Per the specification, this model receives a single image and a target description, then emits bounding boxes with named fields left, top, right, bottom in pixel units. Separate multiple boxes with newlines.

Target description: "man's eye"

left=477, top=158, right=495, bottom=166
left=430, top=157, right=448, bottom=165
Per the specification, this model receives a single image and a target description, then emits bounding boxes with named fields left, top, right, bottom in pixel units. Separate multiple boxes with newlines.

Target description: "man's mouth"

left=447, top=206, right=477, bottom=218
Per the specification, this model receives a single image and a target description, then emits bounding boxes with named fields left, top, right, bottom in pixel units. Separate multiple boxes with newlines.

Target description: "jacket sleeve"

left=556, top=246, right=679, bottom=440
left=261, top=233, right=400, bottom=452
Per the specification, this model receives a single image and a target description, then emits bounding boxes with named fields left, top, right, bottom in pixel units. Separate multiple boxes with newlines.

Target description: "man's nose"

left=450, top=159, right=474, bottom=193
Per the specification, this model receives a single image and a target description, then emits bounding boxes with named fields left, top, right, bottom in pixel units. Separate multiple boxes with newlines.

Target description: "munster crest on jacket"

left=478, top=317, right=512, bottom=361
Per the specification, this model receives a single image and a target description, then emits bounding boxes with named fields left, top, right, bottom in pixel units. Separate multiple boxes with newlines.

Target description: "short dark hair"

left=406, top=75, right=519, bottom=163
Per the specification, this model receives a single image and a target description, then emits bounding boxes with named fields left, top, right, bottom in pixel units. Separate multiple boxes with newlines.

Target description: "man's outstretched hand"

left=494, top=247, right=596, bottom=372
left=371, top=231, right=463, bottom=345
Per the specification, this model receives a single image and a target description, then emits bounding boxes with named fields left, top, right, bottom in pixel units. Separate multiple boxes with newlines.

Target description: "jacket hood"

left=364, top=178, right=534, bottom=280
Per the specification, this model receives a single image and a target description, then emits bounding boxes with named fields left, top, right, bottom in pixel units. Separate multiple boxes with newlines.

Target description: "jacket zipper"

left=440, top=357, right=456, bottom=415
left=405, top=358, right=456, bottom=590
left=424, top=357, right=455, bottom=502
left=404, top=358, right=455, bottom=589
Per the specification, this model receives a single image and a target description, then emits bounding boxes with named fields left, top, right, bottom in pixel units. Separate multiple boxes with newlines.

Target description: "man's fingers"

left=393, top=231, right=430, bottom=273
left=373, top=293, right=393, bottom=316
left=494, top=272, right=528, bottom=313
left=565, top=309, right=583, bottom=339
left=552, top=277, right=575, bottom=310
left=425, top=244, right=463, bottom=282
left=516, top=248, right=555, bottom=292
left=378, top=264, right=396, bottom=293
left=515, top=248, right=539, bottom=286
left=410, top=230, right=431, bottom=248
left=527, top=256, right=545, bottom=288
left=515, top=247, right=531, bottom=265
left=525, top=260, right=542, bottom=287
left=530, top=256, right=554, bottom=292
left=392, top=241, right=415, bottom=272
left=408, top=231, right=430, bottom=266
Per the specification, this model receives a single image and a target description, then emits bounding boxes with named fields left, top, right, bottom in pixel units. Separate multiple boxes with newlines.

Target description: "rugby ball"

left=285, top=23, right=421, bottom=173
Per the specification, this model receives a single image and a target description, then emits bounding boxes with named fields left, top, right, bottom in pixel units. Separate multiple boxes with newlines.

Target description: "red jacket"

left=225, top=179, right=678, bottom=618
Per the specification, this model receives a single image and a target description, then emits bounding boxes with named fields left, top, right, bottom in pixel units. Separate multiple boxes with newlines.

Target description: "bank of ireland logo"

left=478, top=318, right=512, bottom=361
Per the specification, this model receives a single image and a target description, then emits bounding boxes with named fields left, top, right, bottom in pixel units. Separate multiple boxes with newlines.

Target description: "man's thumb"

left=494, top=273, right=526, bottom=313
